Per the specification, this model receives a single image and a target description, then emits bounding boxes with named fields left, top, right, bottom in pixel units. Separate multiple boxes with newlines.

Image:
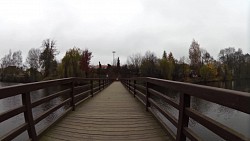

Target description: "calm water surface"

left=0, top=82, right=69, bottom=141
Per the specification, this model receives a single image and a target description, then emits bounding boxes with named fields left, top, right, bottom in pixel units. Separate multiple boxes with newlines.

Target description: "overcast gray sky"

left=0, top=0, right=249, bottom=65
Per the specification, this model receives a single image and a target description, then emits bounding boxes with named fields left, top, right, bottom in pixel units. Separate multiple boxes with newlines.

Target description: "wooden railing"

left=121, top=77, right=250, bottom=141
left=0, top=77, right=112, bottom=141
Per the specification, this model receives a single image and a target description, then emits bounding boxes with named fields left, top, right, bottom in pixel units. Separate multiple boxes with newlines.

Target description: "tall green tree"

left=39, top=39, right=58, bottom=78
left=162, top=51, right=167, bottom=59
left=62, top=47, right=82, bottom=77
left=168, top=52, right=175, bottom=80
left=159, top=51, right=168, bottom=79
left=159, top=51, right=175, bottom=80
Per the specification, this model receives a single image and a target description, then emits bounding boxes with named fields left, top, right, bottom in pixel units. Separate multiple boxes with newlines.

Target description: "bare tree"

left=189, top=39, right=201, bottom=72
left=127, top=53, right=142, bottom=69
left=1, top=50, right=12, bottom=68
left=26, top=48, right=41, bottom=70
left=12, top=50, right=22, bottom=68
left=1, top=50, right=22, bottom=68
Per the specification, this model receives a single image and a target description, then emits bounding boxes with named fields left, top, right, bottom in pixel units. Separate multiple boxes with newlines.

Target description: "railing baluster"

left=71, top=80, right=75, bottom=111
left=99, top=79, right=101, bottom=91
left=146, top=82, right=151, bottom=111
left=103, top=79, right=105, bottom=89
left=133, top=80, right=136, bottom=97
left=22, top=92, right=37, bottom=140
left=128, top=79, right=131, bottom=92
left=176, top=93, right=191, bottom=141
left=91, top=80, right=93, bottom=97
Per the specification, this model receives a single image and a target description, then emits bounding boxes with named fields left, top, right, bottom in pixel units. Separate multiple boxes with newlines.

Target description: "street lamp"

left=112, top=51, right=116, bottom=66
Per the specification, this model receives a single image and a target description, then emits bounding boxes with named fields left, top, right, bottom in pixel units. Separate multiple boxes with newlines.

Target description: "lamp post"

left=112, top=51, right=116, bottom=66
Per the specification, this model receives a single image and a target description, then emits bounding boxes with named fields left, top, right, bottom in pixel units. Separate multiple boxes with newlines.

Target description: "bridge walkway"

left=41, top=81, right=170, bottom=141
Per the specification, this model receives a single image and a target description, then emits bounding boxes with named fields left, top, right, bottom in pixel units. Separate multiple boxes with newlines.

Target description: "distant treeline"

left=122, top=40, right=250, bottom=82
left=1, top=39, right=250, bottom=83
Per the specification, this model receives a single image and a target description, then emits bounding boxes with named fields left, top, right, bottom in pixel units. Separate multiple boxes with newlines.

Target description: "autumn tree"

left=39, top=39, right=58, bottom=78
left=79, top=49, right=92, bottom=78
left=189, top=40, right=201, bottom=74
left=200, top=63, right=217, bottom=81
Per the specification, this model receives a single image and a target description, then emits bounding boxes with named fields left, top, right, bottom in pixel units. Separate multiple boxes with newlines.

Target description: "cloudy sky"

left=0, top=0, right=249, bottom=65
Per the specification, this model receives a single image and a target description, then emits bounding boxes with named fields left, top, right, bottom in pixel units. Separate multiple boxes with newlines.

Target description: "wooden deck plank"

left=40, top=81, right=170, bottom=141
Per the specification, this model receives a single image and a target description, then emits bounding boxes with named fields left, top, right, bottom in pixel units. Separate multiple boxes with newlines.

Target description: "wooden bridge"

left=0, top=77, right=250, bottom=141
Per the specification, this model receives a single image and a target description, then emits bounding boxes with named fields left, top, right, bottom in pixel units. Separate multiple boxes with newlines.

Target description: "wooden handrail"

left=0, top=77, right=112, bottom=141
left=121, top=77, right=250, bottom=141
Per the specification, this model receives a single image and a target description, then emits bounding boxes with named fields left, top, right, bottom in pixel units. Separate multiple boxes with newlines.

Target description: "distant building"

left=90, top=65, right=108, bottom=69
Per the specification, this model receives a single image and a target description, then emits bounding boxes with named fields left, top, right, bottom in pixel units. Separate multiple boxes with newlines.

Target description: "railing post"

left=22, top=92, right=37, bottom=141
left=133, top=80, right=136, bottom=97
left=90, top=80, right=93, bottom=97
left=146, top=82, right=151, bottom=111
left=71, top=80, right=75, bottom=111
left=176, top=93, right=191, bottom=141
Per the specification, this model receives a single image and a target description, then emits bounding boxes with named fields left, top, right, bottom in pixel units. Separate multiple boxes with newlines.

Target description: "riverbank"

left=183, top=77, right=250, bottom=84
